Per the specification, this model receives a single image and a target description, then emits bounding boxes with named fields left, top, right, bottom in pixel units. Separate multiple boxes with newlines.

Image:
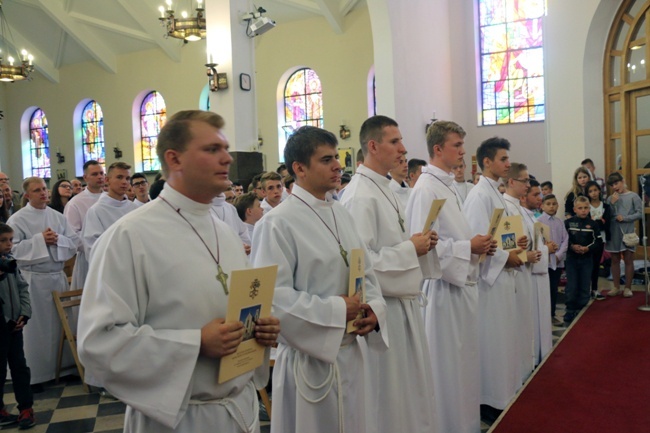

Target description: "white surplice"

left=523, top=207, right=553, bottom=363
left=7, top=204, right=80, bottom=383
left=387, top=178, right=411, bottom=209
left=463, top=176, right=519, bottom=409
left=341, top=165, right=435, bottom=433
left=82, top=193, right=138, bottom=257
left=453, top=180, right=474, bottom=204
left=250, top=184, right=388, bottom=433
left=503, top=193, right=535, bottom=384
left=77, top=184, right=269, bottom=433
left=64, top=189, right=102, bottom=291
left=406, top=165, right=480, bottom=433
left=212, top=194, right=251, bottom=246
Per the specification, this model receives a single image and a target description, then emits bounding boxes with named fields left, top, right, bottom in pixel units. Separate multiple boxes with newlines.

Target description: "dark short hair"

left=476, top=137, right=510, bottom=171
left=408, top=158, right=427, bottom=175
left=341, top=172, right=351, bottom=185
left=585, top=180, right=602, bottom=200
left=359, top=115, right=398, bottom=156
left=581, top=158, right=594, bottom=166
left=541, top=181, right=553, bottom=189
left=83, top=160, right=101, bottom=172
left=607, top=172, right=624, bottom=186
left=0, top=222, right=14, bottom=236
left=277, top=164, right=287, bottom=173
left=234, top=192, right=258, bottom=221
left=356, top=148, right=364, bottom=164
left=284, top=126, right=338, bottom=177
left=542, top=194, right=557, bottom=203
left=283, top=175, right=295, bottom=189
left=529, top=179, right=540, bottom=188
left=149, top=179, right=166, bottom=200
left=130, top=173, right=147, bottom=184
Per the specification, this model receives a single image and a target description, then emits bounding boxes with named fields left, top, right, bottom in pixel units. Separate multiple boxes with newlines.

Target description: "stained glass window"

left=29, top=108, right=51, bottom=178
left=479, top=0, right=546, bottom=125
left=140, top=91, right=167, bottom=172
left=81, top=100, right=105, bottom=168
left=283, top=68, right=323, bottom=142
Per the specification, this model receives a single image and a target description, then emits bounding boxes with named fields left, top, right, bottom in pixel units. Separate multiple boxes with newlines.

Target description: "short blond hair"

left=22, top=176, right=45, bottom=193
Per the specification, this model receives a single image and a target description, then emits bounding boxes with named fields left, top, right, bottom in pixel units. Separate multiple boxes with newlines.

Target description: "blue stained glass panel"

left=29, top=108, right=51, bottom=178
left=140, top=91, right=166, bottom=172
left=81, top=100, right=105, bottom=168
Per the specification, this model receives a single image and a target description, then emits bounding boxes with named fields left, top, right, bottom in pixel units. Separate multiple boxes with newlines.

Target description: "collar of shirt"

left=291, top=184, right=335, bottom=210
left=357, top=164, right=392, bottom=188
left=160, top=183, right=212, bottom=216
left=424, top=164, right=455, bottom=186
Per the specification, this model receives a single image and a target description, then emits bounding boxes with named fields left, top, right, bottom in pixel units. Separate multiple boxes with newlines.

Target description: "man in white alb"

left=64, top=160, right=105, bottom=290
left=406, top=121, right=495, bottom=433
left=251, top=125, right=388, bottom=433
left=7, top=177, right=80, bottom=385
left=342, top=115, right=437, bottom=433
left=82, top=162, right=139, bottom=257
left=130, top=173, right=151, bottom=207
left=387, top=153, right=411, bottom=208
left=463, top=137, right=527, bottom=419
left=451, top=158, right=474, bottom=204
left=77, top=110, right=280, bottom=433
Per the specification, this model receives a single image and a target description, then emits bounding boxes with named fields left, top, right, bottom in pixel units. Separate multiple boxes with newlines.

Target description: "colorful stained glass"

left=140, top=91, right=167, bottom=172
left=29, top=108, right=51, bottom=178
left=81, top=100, right=105, bottom=168
left=283, top=68, right=323, bottom=139
left=479, top=0, right=546, bottom=125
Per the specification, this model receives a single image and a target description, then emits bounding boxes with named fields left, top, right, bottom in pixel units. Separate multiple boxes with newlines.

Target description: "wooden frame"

left=52, top=289, right=89, bottom=393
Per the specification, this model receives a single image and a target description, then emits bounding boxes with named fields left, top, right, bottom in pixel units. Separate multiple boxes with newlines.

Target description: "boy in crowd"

left=407, top=158, right=426, bottom=188
left=538, top=194, right=569, bottom=326
left=0, top=223, right=35, bottom=429
left=564, top=196, right=597, bottom=324
left=130, top=173, right=150, bottom=207
left=234, top=192, right=264, bottom=241
left=541, top=181, right=553, bottom=197
left=283, top=175, right=295, bottom=195
left=260, top=172, right=283, bottom=213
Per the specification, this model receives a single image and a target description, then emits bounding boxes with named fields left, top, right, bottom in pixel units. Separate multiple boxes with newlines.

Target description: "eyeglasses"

left=132, top=181, right=148, bottom=187
left=513, top=178, right=531, bottom=184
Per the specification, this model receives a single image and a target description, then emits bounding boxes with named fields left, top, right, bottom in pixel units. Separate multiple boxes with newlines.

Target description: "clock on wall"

left=240, top=73, right=251, bottom=91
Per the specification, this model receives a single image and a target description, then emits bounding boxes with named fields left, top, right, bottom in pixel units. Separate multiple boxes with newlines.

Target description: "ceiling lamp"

left=0, top=1, right=34, bottom=82
left=158, top=0, right=206, bottom=42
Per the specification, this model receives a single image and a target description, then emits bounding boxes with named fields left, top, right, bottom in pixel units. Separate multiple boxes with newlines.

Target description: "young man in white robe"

left=234, top=192, right=263, bottom=243
left=503, top=162, right=540, bottom=384
left=130, top=173, right=151, bottom=207
left=387, top=153, right=411, bottom=208
left=406, top=121, right=495, bottom=433
left=520, top=179, right=553, bottom=363
left=7, top=177, right=80, bottom=385
left=462, top=137, right=527, bottom=419
left=211, top=193, right=251, bottom=254
left=250, top=125, right=388, bottom=433
left=63, top=160, right=105, bottom=290
left=341, top=115, right=438, bottom=433
left=82, top=162, right=138, bottom=257
left=451, top=158, right=474, bottom=204
left=77, top=110, right=280, bottom=433
left=259, top=172, right=283, bottom=214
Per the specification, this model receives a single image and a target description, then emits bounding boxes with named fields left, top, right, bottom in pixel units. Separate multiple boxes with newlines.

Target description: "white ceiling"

left=0, top=0, right=363, bottom=83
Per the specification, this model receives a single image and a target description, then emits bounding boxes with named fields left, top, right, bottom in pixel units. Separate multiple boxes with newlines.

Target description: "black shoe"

left=592, top=291, right=606, bottom=301
left=17, top=408, right=35, bottom=430
left=480, top=404, right=503, bottom=423
left=0, top=409, right=18, bottom=426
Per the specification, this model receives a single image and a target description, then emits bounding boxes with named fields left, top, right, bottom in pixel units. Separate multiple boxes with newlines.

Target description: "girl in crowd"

left=564, top=166, right=591, bottom=218
left=586, top=180, right=611, bottom=300
left=48, top=179, right=73, bottom=213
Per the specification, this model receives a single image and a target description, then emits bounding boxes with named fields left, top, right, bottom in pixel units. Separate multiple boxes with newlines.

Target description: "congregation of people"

left=0, top=110, right=644, bottom=433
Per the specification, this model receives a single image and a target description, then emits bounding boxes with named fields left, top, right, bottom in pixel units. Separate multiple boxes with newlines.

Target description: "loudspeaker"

left=229, top=151, right=264, bottom=189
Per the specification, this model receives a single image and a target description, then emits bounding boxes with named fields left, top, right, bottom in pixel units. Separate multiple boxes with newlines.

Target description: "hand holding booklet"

left=346, top=249, right=366, bottom=333
left=218, top=265, right=277, bottom=384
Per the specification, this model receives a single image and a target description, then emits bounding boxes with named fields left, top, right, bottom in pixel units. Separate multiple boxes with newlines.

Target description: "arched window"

left=281, top=68, right=323, bottom=159
left=29, top=108, right=51, bottom=178
left=478, top=0, right=546, bottom=125
left=604, top=0, right=650, bottom=196
left=81, top=100, right=105, bottom=168
left=140, top=91, right=167, bottom=172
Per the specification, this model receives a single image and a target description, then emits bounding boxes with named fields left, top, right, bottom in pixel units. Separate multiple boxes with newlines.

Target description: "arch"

left=21, top=107, right=51, bottom=179
left=73, top=99, right=105, bottom=177
left=276, top=67, right=324, bottom=162
left=133, top=90, right=167, bottom=173
left=367, top=65, right=376, bottom=117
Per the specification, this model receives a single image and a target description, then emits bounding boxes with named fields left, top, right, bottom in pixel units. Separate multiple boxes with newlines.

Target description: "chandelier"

left=158, top=0, right=206, bottom=42
left=0, top=0, right=34, bottom=82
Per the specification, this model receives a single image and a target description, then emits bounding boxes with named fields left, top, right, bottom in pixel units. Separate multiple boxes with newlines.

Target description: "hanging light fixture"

left=0, top=0, right=34, bottom=82
left=158, top=0, right=206, bottom=42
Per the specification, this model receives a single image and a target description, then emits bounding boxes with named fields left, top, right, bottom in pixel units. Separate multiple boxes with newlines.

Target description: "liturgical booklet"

left=480, top=208, right=504, bottom=263
left=346, top=249, right=366, bottom=333
left=422, top=199, right=447, bottom=233
left=494, top=214, right=527, bottom=262
left=218, top=265, right=277, bottom=384
left=534, top=221, right=550, bottom=251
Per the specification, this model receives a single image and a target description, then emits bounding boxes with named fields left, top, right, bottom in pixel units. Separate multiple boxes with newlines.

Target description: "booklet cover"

left=218, top=265, right=277, bottom=384
left=534, top=221, right=550, bottom=251
left=494, top=215, right=527, bottom=262
left=422, top=199, right=447, bottom=233
left=480, top=208, right=504, bottom=263
left=346, top=249, right=366, bottom=333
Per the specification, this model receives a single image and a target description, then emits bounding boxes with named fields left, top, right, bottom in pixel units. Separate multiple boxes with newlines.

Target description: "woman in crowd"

left=48, top=179, right=73, bottom=213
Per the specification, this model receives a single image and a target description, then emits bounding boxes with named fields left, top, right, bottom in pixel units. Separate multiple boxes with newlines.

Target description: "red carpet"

left=491, top=293, right=650, bottom=433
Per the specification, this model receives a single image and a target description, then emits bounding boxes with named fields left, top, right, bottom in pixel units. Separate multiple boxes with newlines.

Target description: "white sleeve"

left=405, top=186, right=442, bottom=280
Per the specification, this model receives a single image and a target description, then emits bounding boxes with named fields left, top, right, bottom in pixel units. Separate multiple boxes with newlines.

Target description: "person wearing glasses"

left=0, top=174, right=21, bottom=216
left=130, top=173, right=151, bottom=207
left=48, top=179, right=73, bottom=214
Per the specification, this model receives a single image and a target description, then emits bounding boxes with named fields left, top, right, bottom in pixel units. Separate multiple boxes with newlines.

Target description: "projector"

left=250, top=16, right=276, bottom=36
